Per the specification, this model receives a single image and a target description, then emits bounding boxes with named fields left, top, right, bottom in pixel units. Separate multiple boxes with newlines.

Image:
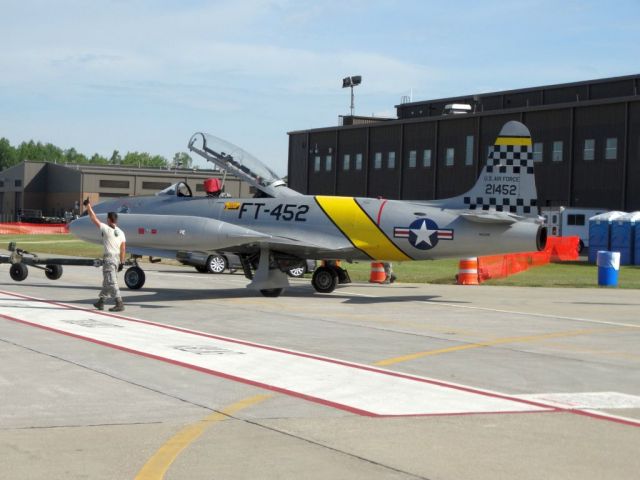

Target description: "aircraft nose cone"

left=68, top=216, right=97, bottom=242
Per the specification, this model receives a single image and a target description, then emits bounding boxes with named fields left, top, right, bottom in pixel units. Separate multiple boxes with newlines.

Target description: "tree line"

left=0, top=137, right=193, bottom=171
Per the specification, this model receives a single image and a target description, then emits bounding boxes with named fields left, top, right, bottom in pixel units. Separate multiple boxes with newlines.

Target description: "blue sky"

left=1, top=0, right=638, bottom=176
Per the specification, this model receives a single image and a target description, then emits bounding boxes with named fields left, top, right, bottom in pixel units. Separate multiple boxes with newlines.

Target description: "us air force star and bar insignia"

left=393, top=219, right=454, bottom=250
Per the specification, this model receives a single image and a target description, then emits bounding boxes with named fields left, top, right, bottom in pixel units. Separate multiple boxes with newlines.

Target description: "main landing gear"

left=311, top=264, right=351, bottom=294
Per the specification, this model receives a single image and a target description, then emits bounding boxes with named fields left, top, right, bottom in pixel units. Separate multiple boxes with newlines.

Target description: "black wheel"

left=45, top=264, right=63, bottom=280
left=287, top=265, right=306, bottom=278
left=9, top=263, right=28, bottom=282
left=312, top=266, right=338, bottom=293
left=194, top=265, right=208, bottom=273
left=260, top=288, right=283, bottom=297
left=578, top=240, right=585, bottom=254
left=124, top=266, right=146, bottom=290
left=206, top=255, right=227, bottom=274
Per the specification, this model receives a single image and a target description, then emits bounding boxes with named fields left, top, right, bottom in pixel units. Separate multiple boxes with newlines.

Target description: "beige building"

left=0, top=161, right=251, bottom=222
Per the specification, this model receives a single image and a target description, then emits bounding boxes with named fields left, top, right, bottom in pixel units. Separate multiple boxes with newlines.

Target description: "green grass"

left=3, top=234, right=640, bottom=288
left=0, top=234, right=103, bottom=257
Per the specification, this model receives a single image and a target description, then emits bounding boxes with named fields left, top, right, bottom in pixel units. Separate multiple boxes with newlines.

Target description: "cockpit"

left=156, top=181, right=193, bottom=198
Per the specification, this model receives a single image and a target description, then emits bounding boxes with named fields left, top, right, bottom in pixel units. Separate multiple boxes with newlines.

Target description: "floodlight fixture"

left=342, top=75, right=362, bottom=115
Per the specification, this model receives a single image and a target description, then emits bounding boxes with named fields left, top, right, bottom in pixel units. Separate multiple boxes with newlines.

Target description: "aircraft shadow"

left=0, top=281, right=468, bottom=307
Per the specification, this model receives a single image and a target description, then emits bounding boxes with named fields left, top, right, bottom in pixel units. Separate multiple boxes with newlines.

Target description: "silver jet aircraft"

left=70, top=121, right=547, bottom=296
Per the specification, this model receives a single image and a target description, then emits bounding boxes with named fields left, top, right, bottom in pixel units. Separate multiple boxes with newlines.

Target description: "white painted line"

left=0, top=291, right=550, bottom=417
left=516, top=392, right=640, bottom=410
left=417, top=300, right=640, bottom=329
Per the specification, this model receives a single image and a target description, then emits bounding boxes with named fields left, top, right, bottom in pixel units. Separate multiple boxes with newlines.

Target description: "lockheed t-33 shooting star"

left=69, top=121, right=547, bottom=297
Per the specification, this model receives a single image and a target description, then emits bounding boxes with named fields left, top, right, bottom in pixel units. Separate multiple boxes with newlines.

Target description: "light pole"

left=342, top=75, right=362, bottom=116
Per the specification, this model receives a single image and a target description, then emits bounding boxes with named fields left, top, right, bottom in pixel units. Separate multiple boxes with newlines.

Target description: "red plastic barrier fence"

left=0, top=223, right=69, bottom=235
left=477, top=236, right=579, bottom=282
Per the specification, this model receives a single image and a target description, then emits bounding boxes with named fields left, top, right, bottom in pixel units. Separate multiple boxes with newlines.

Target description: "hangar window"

left=100, top=192, right=130, bottom=198
left=313, top=156, right=321, bottom=172
left=388, top=152, right=396, bottom=169
left=422, top=149, right=432, bottom=167
left=14, top=179, right=22, bottom=187
left=445, top=148, right=455, bottom=166
left=533, top=142, right=543, bottom=162
left=325, top=155, right=332, bottom=171
left=343, top=154, right=350, bottom=171
left=142, top=181, right=172, bottom=190
left=374, top=152, right=382, bottom=169
left=583, top=139, right=595, bottom=161
left=100, top=179, right=129, bottom=188
left=355, top=153, right=363, bottom=170
left=552, top=141, right=563, bottom=162
left=605, top=138, right=618, bottom=160
left=408, top=150, right=417, bottom=168
left=0, top=180, right=4, bottom=187
left=465, top=135, right=474, bottom=166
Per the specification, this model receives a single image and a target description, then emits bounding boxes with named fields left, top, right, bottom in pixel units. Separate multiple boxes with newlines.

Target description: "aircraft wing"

left=459, top=211, right=522, bottom=224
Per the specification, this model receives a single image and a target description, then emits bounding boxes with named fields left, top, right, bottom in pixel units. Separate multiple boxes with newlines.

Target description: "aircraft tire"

left=287, top=265, right=306, bottom=278
left=45, top=264, right=63, bottom=280
left=9, top=263, right=28, bottom=282
left=312, top=266, right=338, bottom=293
left=206, top=255, right=227, bottom=274
left=260, top=288, right=283, bottom=297
left=124, top=266, right=146, bottom=290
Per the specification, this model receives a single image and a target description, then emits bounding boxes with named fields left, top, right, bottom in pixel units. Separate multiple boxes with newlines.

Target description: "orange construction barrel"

left=369, top=262, right=386, bottom=283
left=457, top=257, right=479, bottom=285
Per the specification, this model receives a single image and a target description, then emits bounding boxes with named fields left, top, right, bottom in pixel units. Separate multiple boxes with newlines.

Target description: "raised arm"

left=83, top=198, right=102, bottom=228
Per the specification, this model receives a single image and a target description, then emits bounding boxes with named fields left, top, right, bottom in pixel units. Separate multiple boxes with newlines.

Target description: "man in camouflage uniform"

left=84, top=199, right=127, bottom=312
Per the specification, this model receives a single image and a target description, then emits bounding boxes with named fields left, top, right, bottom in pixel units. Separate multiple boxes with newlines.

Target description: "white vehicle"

left=541, top=206, right=606, bottom=253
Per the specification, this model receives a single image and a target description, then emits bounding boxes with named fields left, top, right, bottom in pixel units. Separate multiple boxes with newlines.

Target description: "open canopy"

left=188, top=133, right=300, bottom=198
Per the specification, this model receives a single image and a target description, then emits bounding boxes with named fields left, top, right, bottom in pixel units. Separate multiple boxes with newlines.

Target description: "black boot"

left=109, top=298, right=124, bottom=312
left=93, top=298, right=105, bottom=310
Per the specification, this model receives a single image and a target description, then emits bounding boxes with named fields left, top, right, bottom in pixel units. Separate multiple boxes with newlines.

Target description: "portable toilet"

left=610, top=212, right=640, bottom=265
left=588, top=211, right=626, bottom=263
left=636, top=220, right=640, bottom=265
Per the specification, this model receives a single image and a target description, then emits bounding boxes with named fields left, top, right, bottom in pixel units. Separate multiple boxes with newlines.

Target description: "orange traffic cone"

left=457, top=257, right=479, bottom=285
left=369, top=262, right=386, bottom=283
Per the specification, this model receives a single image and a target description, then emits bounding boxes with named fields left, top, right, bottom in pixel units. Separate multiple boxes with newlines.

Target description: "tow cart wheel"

left=9, top=263, right=29, bottom=282
left=206, top=254, right=227, bottom=274
left=312, top=266, right=338, bottom=294
left=124, top=266, right=146, bottom=290
left=260, top=288, right=283, bottom=297
left=45, top=264, right=63, bottom=280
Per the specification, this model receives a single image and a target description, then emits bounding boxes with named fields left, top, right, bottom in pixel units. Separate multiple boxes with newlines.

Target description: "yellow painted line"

left=135, top=394, right=271, bottom=480
left=494, top=136, right=532, bottom=146
left=315, top=196, right=411, bottom=261
left=374, top=328, right=609, bottom=366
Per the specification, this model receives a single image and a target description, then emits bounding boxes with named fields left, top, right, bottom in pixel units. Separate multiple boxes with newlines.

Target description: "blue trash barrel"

left=597, top=251, right=620, bottom=287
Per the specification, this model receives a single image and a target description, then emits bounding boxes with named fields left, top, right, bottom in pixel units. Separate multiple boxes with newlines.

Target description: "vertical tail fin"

left=444, top=121, right=538, bottom=217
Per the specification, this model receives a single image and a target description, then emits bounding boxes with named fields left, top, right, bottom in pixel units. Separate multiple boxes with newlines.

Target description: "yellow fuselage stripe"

left=494, top=137, right=532, bottom=146
left=316, top=196, right=411, bottom=261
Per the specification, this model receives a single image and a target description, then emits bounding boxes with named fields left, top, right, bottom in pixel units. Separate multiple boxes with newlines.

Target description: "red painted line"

left=2, top=290, right=640, bottom=427
left=1, top=289, right=553, bottom=411
left=376, top=199, right=388, bottom=225
left=0, top=312, right=375, bottom=417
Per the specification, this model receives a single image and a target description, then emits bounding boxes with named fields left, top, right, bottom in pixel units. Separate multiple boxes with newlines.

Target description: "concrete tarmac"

left=0, top=261, right=639, bottom=479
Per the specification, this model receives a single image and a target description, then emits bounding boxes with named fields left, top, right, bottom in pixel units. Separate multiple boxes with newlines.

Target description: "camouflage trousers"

left=99, top=256, right=120, bottom=300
